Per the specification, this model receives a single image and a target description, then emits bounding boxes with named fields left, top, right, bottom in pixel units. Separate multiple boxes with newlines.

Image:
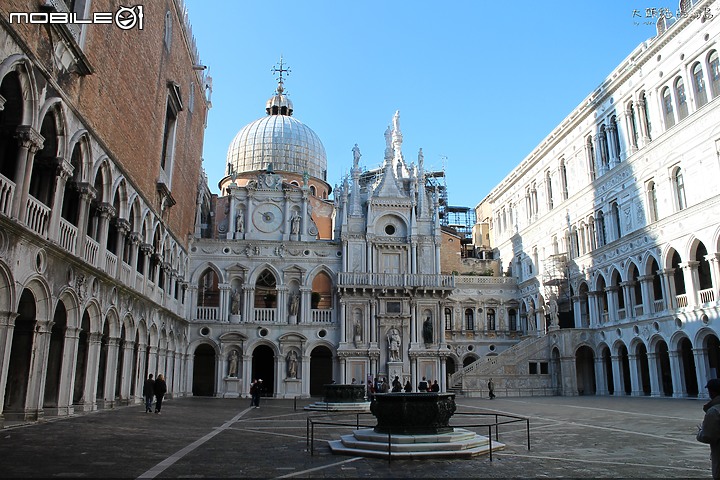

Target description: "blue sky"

left=184, top=1, right=660, bottom=209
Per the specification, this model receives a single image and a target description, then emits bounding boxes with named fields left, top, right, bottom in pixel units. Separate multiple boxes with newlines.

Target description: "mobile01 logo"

left=9, top=4, right=144, bottom=31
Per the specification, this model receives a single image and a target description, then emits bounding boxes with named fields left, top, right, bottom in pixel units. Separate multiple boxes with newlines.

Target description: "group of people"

left=367, top=376, right=441, bottom=397
left=142, top=374, right=168, bottom=414
left=417, top=376, right=440, bottom=392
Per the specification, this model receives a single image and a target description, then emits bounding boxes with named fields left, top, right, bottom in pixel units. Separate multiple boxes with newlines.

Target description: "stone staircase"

left=449, top=334, right=557, bottom=397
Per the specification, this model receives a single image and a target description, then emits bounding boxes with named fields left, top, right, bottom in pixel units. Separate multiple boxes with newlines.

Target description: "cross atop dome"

left=271, top=56, right=291, bottom=94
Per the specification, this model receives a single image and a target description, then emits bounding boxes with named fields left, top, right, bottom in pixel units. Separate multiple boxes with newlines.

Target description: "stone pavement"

left=0, top=394, right=713, bottom=478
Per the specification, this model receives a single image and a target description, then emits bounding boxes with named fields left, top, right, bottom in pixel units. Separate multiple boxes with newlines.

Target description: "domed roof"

left=226, top=82, right=327, bottom=181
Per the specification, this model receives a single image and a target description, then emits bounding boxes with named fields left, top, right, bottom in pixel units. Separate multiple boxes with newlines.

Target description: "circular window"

left=35, top=250, right=46, bottom=273
left=633, top=325, right=640, bottom=335
left=318, top=329, right=327, bottom=338
left=599, top=331, right=606, bottom=341
left=675, top=318, right=683, bottom=329
left=223, top=247, right=231, bottom=254
left=653, top=321, right=660, bottom=332
left=616, top=328, right=622, bottom=338
left=259, top=328, right=269, bottom=337
left=489, top=345, right=496, bottom=352
left=467, top=345, right=474, bottom=351
left=303, top=250, right=310, bottom=256
left=703, top=314, right=710, bottom=325
left=385, top=224, right=396, bottom=235
left=200, top=327, right=210, bottom=336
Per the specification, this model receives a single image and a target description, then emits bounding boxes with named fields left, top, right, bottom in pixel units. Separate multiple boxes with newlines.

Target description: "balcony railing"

left=254, top=308, right=276, bottom=323
left=601, top=312, right=609, bottom=323
left=24, top=196, right=50, bottom=237
left=617, top=308, right=626, bottom=320
left=699, top=288, right=715, bottom=304
left=121, top=263, right=132, bottom=285
left=653, top=299, right=665, bottom=313
left=0, top=173, right=15, bottom=217
left=105, top=251, right=117, bottom=275
left=311, top=309, right=333, bottom=323
left=196, top=306, right=218, bottom=321
left=84, top=237, right=99, bottom=267
left=58, top=218, right=78, bottom=253
left=634, top=305, right=644, bottom=317
left=338, top=272, right=455, bottom=288
left=676, top=293, right=688, bottom=308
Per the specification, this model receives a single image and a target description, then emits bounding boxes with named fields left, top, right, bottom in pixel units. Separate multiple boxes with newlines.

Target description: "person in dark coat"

left=418, top=377, right=428, bottom=392
left=153, top=374, right=168, bottom=414
left=698, top=378, right=720, bottom=478
left=143, top=374, right=155, bottom=413
left=430, top=380, right=440, bottom=392
left=391, top=376, right=402, bottom=392
left=403, top=380, right=412, bottom=392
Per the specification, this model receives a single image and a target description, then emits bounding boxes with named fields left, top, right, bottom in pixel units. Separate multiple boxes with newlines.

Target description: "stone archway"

left=679, top=337, right=698, bottom=396
left=309, top=345, right=333, bottom=397
left=636, top=343, right=651, bottom=395
left=192, top=344, right=216, bottom=397
left=656, top=340, right=673, bottom=396
left=575, top=346, right=596, bottom=395
left=4, top=289, right=37, bottom=416
left=43, top=300, right=67, bottom=409
left=601, top=346, right=614, bottom=395
left=252, top=345, right=275, bottom=397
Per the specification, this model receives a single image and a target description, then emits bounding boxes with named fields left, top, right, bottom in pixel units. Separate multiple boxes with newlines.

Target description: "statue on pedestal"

left=228, top=350, right=238, bottom=377
left=387, top=328, right=401, bottom=362
left=287, top=350, right=298, bottom=379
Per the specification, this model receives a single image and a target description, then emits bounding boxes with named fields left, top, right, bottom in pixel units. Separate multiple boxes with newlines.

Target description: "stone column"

left=606, top=286, right=619, bottom=323
left=668, top=351, right=686, bottom=398
left=607, top=122, right=619, bottom=166
left=119, top=341, right=135, bottom=403
left=24, top=319, right=53, bottom=419
left=611, top=355, right=624, bottom=395
left=299, top=287, right=311, bottom=324
left=243, top=285, right=254, bottom=323
left=593, top=133, right=605, bottom=176
left=660, top=269, right=677, bottom=310
left=147, top=345, right=158, bottom=378
left=135, top=343, right=148, bottom=401
left=410, top=300, right=417, bottom=346
left=369, top=300, right=377, bottom=344
left=339, top=300, right=346, bottom=344
left=114, top=219, right=130, bottom=279
left=80, top=332, right=103, bottom=412
left=10, top=125, right=43, bottom=221
left=0, top=311, right=18, bottom=419
left=572, top=295, right=582, bottom=328
left=706, top=254, right=720, bottom=302
left=102, top=337, right=120, bottom=408
left=594, top=356, right=608, bottom=395
left=647, top=352, right=662, bottom=397
left=276, top=286, right=288, bottom=324
left=636, top=98, right=651, bottom=145
left=694, top=347, right=710, bottom=400
left=587, top=291, right=600, bottom=327
left=624, top=107, right=638, bottom=153
left=681, top=261, right=700, bottom=308
left=46, top=158, right=74, bottom=243
left=58, top=326, right=81, bottom=416
left=140, top=243, right=153, bottom=294
left=628, top=353, right=642, bottom=396
left=620, top=281, right=634, bottom=319
left=95, top=203, right=116, bottom=273
left=218, top=283, right=231, bottom=322
left=638, top=275, right=654, bottom=315
left=74, top=184, right=97, bottom=262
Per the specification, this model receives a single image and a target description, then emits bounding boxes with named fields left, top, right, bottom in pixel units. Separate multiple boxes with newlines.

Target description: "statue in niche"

left=290, top=213, right=300, bottom=234
left=287, top=350, right=298, bottom=379
left=387, top=328, right=401, bottom=362
left=289, top=293, right=300, bottom=317
left=422, top=316, right=433, bottom=344
left=228, top=350, right=239, bottom=377
left=235, top=212, right=244, bottom=233
left=230, top=289, right=241, bottom=315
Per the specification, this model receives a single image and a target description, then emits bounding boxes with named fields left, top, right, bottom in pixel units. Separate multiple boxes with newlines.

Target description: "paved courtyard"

left=0, top=394, right=713, bottom=478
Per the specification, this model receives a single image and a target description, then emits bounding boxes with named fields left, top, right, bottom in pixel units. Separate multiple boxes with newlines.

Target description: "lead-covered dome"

left=226, top=83, right=327, bottom=180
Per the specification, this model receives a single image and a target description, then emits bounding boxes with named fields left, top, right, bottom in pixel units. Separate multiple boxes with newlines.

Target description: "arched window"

left=709, top=51, right=720, bottom=98
left=464, top=308, right=474, bottom=331
left=545, top=171, right=553, bottom=210
left=597, top=210, right=606, bottom=247
left=508, top=309, right=517, bottom=331
left=674, top=77, right=688, bottom=121
left=559, top=160, right=568, bottom=200
left=444, top=308, right=452, bottom=330
left=599, top=125, right=609, bottom=170
left=628, top=101, right=639, bottom=148
left=673, top=167, right=686, bottom=210
left=646, top=180, right=658, bottom=222
left=692, top=62, right=708, bottom=107
left=610, top=116, right=621, bottom=161
left=611, top=202, right=622, bottom=241
left=486, top=308, right=496, bottom=331
left=662, top=86, right=675, bottom=129
left=309, top=185, right=316, bottom=196
left=586, top=136, right=596, bottom=180
left=641, top=92, right=652, bottom=140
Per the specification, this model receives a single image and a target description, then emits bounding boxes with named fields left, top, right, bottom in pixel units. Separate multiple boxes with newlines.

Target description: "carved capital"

left=14, top=125, right=44, bottom=152
left=114, top=218, right=131, bottom=234
left=140, top=243, right=154, bottom=255
left=76, top=182, right=97, bottom=201
left=97, top=202, right=116, bottom=219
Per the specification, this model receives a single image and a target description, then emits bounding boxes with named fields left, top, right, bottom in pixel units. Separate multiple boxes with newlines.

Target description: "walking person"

left=488, top=378, right=496, bottom=399
left=697, top=379, right=720, bottom=478
left=249, top=379, right=257, bottom=407
left=143, top=374, right=155, bottom=413
left=154, top=374, right=167, bottom=414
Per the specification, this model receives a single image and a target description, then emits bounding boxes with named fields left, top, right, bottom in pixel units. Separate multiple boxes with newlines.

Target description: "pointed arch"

left=0, top=54, right=38, bottom=127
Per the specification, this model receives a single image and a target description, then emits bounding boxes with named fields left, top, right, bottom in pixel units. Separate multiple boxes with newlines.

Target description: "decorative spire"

left=271, top=56, right=291, bottom=94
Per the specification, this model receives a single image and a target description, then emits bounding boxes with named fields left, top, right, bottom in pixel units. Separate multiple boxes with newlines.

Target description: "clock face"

left=252, top=203, right=283, bottom=233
